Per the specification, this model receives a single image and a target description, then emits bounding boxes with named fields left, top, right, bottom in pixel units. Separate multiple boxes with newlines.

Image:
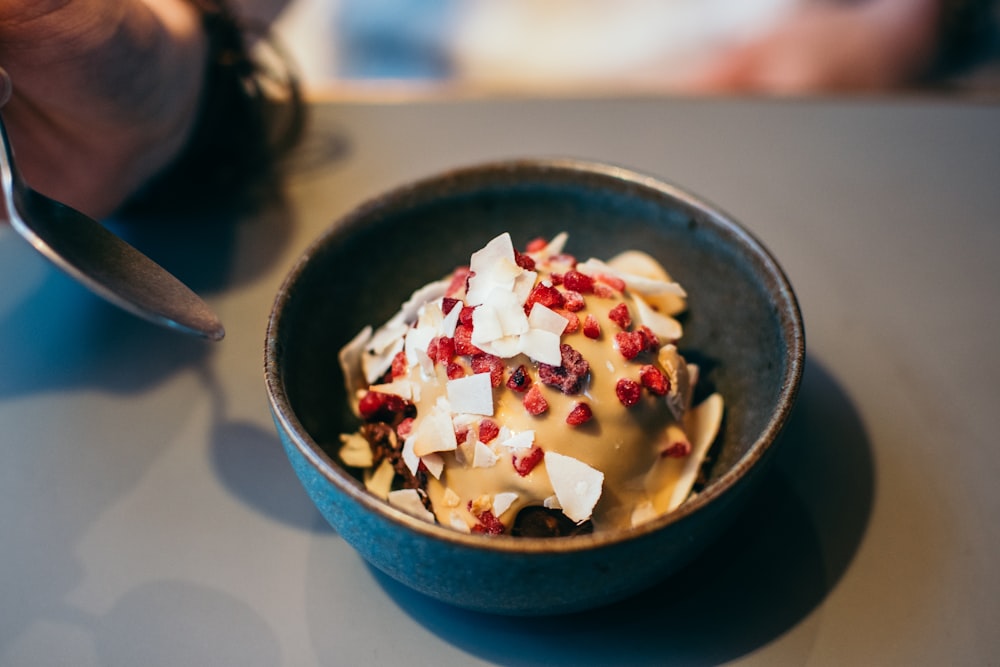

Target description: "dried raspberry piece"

left=637, top=325, right=659, bottom=351
left=454, top=426, right=470, bottom=445
left=639, top=364, right=670, bottom=396
left=390, top=350, right=408, bottom=379
left=514, top=249, right=536, bottom=270
left=562, top=270, right=595, bottom=294
left=478, top=419, right=500, bottom=443
left=525, top=237, right=548, bottom=253
left=609, top=302, right=632, bottom=330
left=523, top=283, right=565, bottom=314
left=562, top=290, right=586, bottom=312
left=454, top=324, right=482, bottom=356
left=523, top=385, right=549, bottom=416
left=661, top=440, right=692, bottom=458
left=538, top=344, right=590, bottom=394
left=593, top=283, right=618, bottom=299
left=513, top=446, right=545, bottom=476
left=583, top=314, right=601, bottom=339
left=506, top=364, right=533, bottom=393
left=614, top=331, right=644, bottom=360
left=549, top=273, right=563, bottom=286
left=446, top=267, right=471, bottom=298
left=615, top=378, right=642, bottom=407
left=458, top=305, right=476, bottom=326
left=596, top=273, right=626, bottom=292
left=555, top=310, right=580, bottom=334
left=358, top=391, right=412, bottom=423
left=471, top=353, right=504, bottom=387
left=446, top=362, right=466, bottom=380
left=396, top=417, right=414, bottom=439
left=566, top=402, right=593, bottom=426
left=427, top=336, right=455, bottom=365
left=469, top=505, right=506, bottom=535
left=441, top=297, right=461, bottom=315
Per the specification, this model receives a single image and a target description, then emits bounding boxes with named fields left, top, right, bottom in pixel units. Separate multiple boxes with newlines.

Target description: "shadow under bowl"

left=265, top=158, right=805, bottom=615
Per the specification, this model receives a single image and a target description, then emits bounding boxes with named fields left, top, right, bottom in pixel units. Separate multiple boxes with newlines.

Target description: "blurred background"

left=235, top=0, right=1000, bottom=97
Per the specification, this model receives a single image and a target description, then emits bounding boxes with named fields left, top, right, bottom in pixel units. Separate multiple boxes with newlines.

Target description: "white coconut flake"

left=362, top=336, right=404, bottom=386
left=633, top=295, right=683, bottom=342
left=501, top=429, right=535, bottom=450
left=364, top=459, right=395, bottom=500
left=543, top=494, right=561, bottom=510
left=449, top=511, right=472, bottom=533
left=401, top=435, right=420, bottom=475
left=470, top=303, right=505, bottom=344
left=446, top=373, right=494, bottom=416
left=339, top=432, right=374, bottom=468
left=466, top=233, right=523, bottom=306
left=421, top=453, right=445, bottom=479
left=540, top=231, right=568, bottom=257
left=512, top=270, right=538, bottom=304
left=441, top=300, right=461, bottom=336
left=369, top=379, right=413, bottom=400
left=517, top=328, right=562, bottom=365
left=528, top=303, right=569, bottom=335
left=493, top=492, right=518, bottom=518
left=411, top=401, right=459, bottom=456
left=388, top=489, right=435, bottom=523
left=545, top=452, right=604, bottom=523
left=473, top=441, right=500, bottom=468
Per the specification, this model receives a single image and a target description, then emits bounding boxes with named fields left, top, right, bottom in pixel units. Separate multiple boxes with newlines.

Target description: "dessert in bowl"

left=264, top=159, right=804, bottom=615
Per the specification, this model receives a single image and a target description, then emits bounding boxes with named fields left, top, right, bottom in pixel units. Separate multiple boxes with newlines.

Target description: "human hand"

left=0, top=1, right=206, bottom=218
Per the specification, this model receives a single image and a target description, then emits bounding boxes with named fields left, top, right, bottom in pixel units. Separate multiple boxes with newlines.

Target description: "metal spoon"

left=0, top=112, right=225, bottom=340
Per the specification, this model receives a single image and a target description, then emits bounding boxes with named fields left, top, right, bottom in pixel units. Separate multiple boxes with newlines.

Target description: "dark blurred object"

left=125, top=0, right=306, bottom=217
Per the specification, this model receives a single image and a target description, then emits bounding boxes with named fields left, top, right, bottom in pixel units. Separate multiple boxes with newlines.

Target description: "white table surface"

left=2, top=95, right=998, bottom=666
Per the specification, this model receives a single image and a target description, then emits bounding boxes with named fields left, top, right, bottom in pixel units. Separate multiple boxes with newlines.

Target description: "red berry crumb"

left=514, top=249, right=536, bottom=270
left=390, top=350, right=408, bottom=379
left=637, top=325, right=659, bottom=351
left=458, top=305, right=476, bottom=326
left=358, top=391, right=411, bottom=422
left=469, top=506, right=506, bottom=535
left=454, top=426, right=470, bottom=445
left=454, top=324, right=482, bottom=356
left=538, top=344, right=590, bottom=394
left=583, top=314, right=601, bottom=339
left=639, top=365, right=670, bottom=395
left=471, top=352, right=504, bottom=387
left=614, top=331, right=645, bottom=360
left=523, top=385, right=549, bottom=415
left=525, top=237, right=548, bottom=253
left=478, top=419, right=500, bottom=443
left=609, top=302, right=632, bottom=330
left=562, top=270, right=595, bottom=294
left=442, top=297, right=461, bottom=315
left=562, top=290, right=586, bottom=312
left=446, top=362, right=466, bottom=380
left=446, top=267, right=471, bottom=298
left=396, top=417, right=414, bottom=438
left=513, top=446, right=545, bottom=476
left=615, top=378, right=642, bottom=407
left=506, top=364, right=533, bottom=393
left=593, top=283, right=618, bottom=299
left=524, top=283, right=565, bottom=314
left=661, top=440, right=692, bottom=458
left=566, top=402, right=593, bottom=426
left=427, top=336, right=455, bottom=365
left=596, top=273, right=627, bottom=292
left=556, top=309, right=580, bottom=334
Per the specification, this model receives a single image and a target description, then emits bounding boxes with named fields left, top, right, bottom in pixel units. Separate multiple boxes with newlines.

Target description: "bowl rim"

left=264, top=157, right=805, bottom=555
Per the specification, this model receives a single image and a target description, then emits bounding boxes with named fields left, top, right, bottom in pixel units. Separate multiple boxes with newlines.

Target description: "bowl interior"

left=271, top=160, right=802, bottom=539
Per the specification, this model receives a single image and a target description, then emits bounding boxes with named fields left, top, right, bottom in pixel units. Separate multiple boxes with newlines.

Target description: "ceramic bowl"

left=264, top=158, right=804, bottom=615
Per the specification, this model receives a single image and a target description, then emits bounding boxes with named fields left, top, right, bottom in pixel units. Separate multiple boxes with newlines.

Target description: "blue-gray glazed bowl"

left=264, top=158, right=804, bottom=616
